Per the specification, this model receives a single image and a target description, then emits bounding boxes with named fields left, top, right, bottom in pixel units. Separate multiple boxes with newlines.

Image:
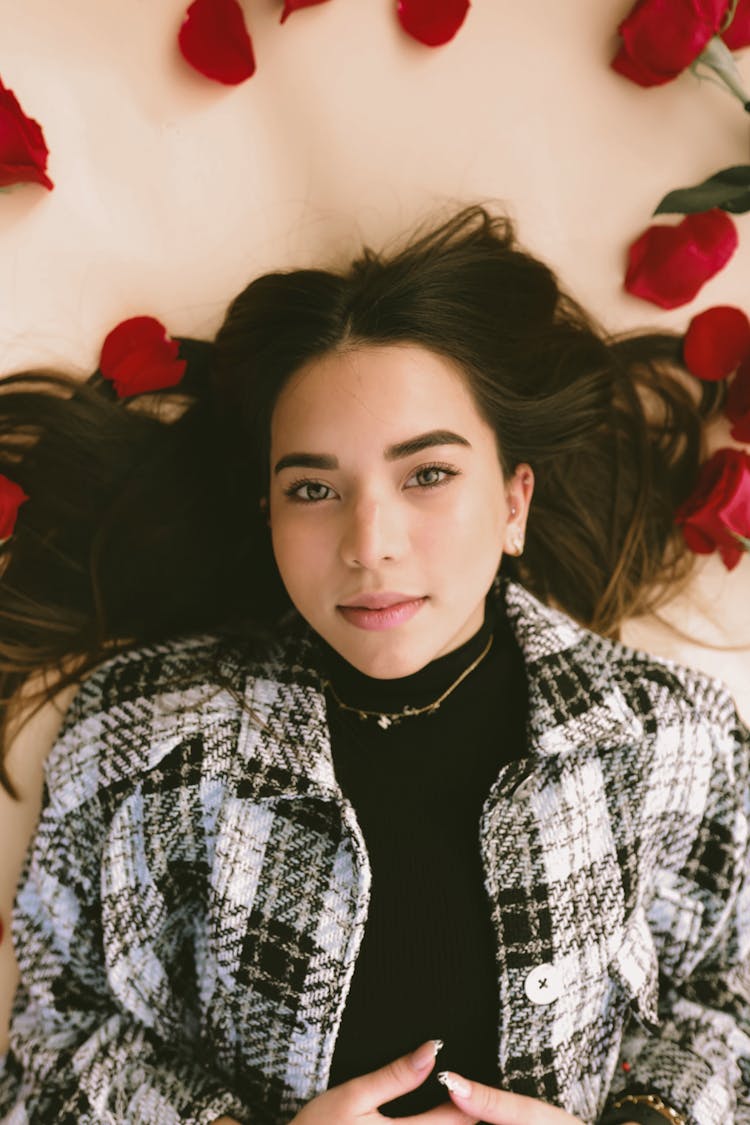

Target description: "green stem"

left=694, top=36, right=750, bottom=112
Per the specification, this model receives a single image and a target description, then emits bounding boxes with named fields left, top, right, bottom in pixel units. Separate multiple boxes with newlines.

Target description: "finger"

left=436, top=1073, right=582, bottom=1124
left=343, top=1039, right=444, bottom=1114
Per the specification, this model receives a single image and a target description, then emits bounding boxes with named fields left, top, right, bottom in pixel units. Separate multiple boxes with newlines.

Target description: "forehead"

left=270, top=344, right=487, bottom=450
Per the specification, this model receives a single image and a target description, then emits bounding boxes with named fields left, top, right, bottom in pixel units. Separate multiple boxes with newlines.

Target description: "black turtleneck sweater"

left=321, top=601, right=529, bottom=1117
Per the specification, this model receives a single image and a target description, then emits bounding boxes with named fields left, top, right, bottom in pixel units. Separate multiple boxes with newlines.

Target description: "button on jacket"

left=0, top=579, right=748, bottom=1125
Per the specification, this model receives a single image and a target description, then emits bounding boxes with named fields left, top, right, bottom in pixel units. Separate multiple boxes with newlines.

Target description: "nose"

left=339, top=494, right=407, bottom=569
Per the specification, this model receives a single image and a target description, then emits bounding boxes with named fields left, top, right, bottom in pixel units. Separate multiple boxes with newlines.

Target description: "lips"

left=339, top=592, right=420, bottom=610
left=337, top=595, right=427, bottom=632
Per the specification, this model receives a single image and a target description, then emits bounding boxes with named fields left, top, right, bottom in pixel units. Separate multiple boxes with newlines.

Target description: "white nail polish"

left=437, top=1071, right=471, bottom=1098
left=410, top=1038, right=445, bottom=1071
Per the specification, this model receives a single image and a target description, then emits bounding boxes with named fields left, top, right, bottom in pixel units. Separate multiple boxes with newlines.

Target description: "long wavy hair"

left=0, top=205, right=721, bottom=794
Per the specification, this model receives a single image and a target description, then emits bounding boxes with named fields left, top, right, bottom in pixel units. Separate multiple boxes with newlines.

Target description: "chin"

left=338, top=640, right=434, bottom=680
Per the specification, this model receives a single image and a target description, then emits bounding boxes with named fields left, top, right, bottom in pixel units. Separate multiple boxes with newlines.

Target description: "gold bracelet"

left=611, top=1092, right=687, bottom=1125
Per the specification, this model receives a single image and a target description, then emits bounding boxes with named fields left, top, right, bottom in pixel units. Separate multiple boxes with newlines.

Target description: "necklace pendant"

left=377, top=714, right=392, bottom=730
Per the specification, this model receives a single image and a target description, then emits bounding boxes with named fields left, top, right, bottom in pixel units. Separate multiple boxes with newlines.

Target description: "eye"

left=283, top=479, right=337, bottom=503
left=405, top=463, right=460, bottom=489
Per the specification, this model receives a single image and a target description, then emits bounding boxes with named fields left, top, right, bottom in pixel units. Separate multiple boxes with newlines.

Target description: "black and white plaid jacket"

left=1, top=579, right=748, bottom=1125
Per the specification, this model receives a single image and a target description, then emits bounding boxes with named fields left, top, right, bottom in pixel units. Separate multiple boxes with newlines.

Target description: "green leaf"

left=731, top=531, right=750, bottom=550
left=654, top=165, right=750, bottom=215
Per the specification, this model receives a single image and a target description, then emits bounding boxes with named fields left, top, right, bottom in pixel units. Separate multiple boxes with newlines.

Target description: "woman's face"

left=268, top=344, right=533, bottom=678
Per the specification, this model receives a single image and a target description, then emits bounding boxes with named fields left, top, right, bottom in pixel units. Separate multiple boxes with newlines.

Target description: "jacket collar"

left=243, top=578, right=646, bottom=799
left=500, top=578, right=645, bottom=757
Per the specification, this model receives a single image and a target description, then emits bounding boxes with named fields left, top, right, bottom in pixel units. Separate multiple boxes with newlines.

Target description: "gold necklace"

left=322, top=634, right=493, bottom=729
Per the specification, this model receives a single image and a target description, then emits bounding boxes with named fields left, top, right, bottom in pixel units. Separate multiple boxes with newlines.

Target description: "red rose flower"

left=280, top=0, right=333, bottom=24
left=624, top=210, right=738, bottom=309
left=0, top=474, right=29, bottom=541
left=675, top=446, right=750, bottom=569
left=0, top=78, right=53, bottom=190
left=721, top=0, right=750, bottom=50
left=726, top=358, right=750, bottom=442
left=612, top=0, right=729, bottom=86
left=683, top=305, right=750, bottom=381
left=99, top=317, right=187, bottom=399
left=178, top=0, right=256, bottom=85
left=396, top=0, right=470, bottom=46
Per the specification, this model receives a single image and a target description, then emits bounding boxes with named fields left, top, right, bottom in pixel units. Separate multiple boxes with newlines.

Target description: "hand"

left=437, top=1072, right=585, bottom=1124
left=288, top=1040, right=478, bottom=1124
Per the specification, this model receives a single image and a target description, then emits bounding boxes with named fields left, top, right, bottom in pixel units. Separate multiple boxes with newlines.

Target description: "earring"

left=508, top=505, right=523, bottom=554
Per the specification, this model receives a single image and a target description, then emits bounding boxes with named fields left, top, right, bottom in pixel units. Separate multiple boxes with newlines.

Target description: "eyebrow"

left=273, top=429, right=471, bottom=475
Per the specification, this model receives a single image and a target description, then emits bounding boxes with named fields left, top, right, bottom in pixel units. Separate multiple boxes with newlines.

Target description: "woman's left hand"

left=438, top=1072, right=638, bottom=1124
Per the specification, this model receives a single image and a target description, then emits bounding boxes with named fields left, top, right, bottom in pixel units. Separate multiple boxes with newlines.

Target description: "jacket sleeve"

left=0, top=730, right=254, bottom=1124
left=602, top=711, right=750, bottom=1125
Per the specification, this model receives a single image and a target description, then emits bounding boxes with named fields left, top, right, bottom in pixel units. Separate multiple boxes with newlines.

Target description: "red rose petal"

left=0, top=78, right=53, bottom=190
left=612, top=0, right=729, bottom=86
left=675, top=446, right=750, bottom=570
left=721, top=0, right=750, bottom=49
left=100, top=316, right=187, bottom=399
left=624, top=210, right=738, bottom=310
left=178, top=0, right=256, bottom=85
left=0, top=474, right=29, bottom=540
left=727, top=357, right=750, bottom=442
left=280, top=0, right=333, bottom=24
left=683, top=305, right=750, bottom=381
left=396, top=0, right=471, bottom=46
left=100, top=317, right=169, bottom=373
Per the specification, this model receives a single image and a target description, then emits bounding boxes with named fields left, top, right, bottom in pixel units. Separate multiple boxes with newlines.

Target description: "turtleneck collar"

left=315, top=599, right=499, bottom=716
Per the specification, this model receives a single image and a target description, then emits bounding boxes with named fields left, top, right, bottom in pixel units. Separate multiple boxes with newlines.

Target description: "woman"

left=0, top=207, right=747, bottom=1125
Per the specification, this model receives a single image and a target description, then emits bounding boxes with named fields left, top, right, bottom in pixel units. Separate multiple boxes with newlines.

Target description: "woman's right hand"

left=287, top=1040, right=479, bottom=1124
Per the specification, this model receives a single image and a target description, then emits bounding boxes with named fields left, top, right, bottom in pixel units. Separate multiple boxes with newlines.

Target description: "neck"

left=316, top=603, right=498, bottom=718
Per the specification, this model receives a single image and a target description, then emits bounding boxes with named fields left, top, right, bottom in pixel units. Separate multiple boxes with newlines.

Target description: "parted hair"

left=0, top=205, right=721, bottom=794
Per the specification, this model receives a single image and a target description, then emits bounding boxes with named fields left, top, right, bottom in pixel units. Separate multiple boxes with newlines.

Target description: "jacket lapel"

left=228, top=580, right=648, bottom=1119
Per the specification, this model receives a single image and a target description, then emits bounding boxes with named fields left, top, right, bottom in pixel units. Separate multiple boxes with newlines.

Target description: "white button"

left=524, top=963, right=562, bottom=1005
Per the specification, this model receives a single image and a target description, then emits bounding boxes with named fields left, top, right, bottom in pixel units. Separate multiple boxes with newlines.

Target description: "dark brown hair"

left=0, top=205, right=721, bottom=794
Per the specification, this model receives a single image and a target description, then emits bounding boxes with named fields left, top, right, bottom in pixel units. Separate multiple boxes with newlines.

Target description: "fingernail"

left=409, top=1038, right=445, bottom=1071
left=437, top=1071, right=471, bottom=1098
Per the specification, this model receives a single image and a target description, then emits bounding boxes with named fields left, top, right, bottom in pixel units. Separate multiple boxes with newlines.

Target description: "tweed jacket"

left=0, top=579, right=748, bottom=1125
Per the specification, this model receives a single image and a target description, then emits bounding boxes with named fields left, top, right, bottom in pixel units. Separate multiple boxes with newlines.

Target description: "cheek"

left=442, top=484, right=505, bottom=549
left=270, top=514, right=329, bottom=590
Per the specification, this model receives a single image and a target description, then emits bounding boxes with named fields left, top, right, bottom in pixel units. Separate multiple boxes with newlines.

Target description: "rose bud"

left=675, top=446, right=750, bottom=570
left=612, top=0, right=727, bottom=86
left=612, top=0, right=750, bottom=108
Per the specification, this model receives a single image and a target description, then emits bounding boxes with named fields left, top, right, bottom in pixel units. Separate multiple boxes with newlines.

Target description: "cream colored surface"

left=0, top=0, right=748, bottom=1048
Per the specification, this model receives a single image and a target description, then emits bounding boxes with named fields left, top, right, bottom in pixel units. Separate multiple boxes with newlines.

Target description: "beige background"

left=1, top=0, right=749, bottom=1047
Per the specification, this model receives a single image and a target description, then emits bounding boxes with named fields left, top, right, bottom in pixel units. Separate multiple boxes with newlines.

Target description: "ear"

left=259, top=496, right=271, bottom=527
left=502, top=464, right=534, bottom=557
